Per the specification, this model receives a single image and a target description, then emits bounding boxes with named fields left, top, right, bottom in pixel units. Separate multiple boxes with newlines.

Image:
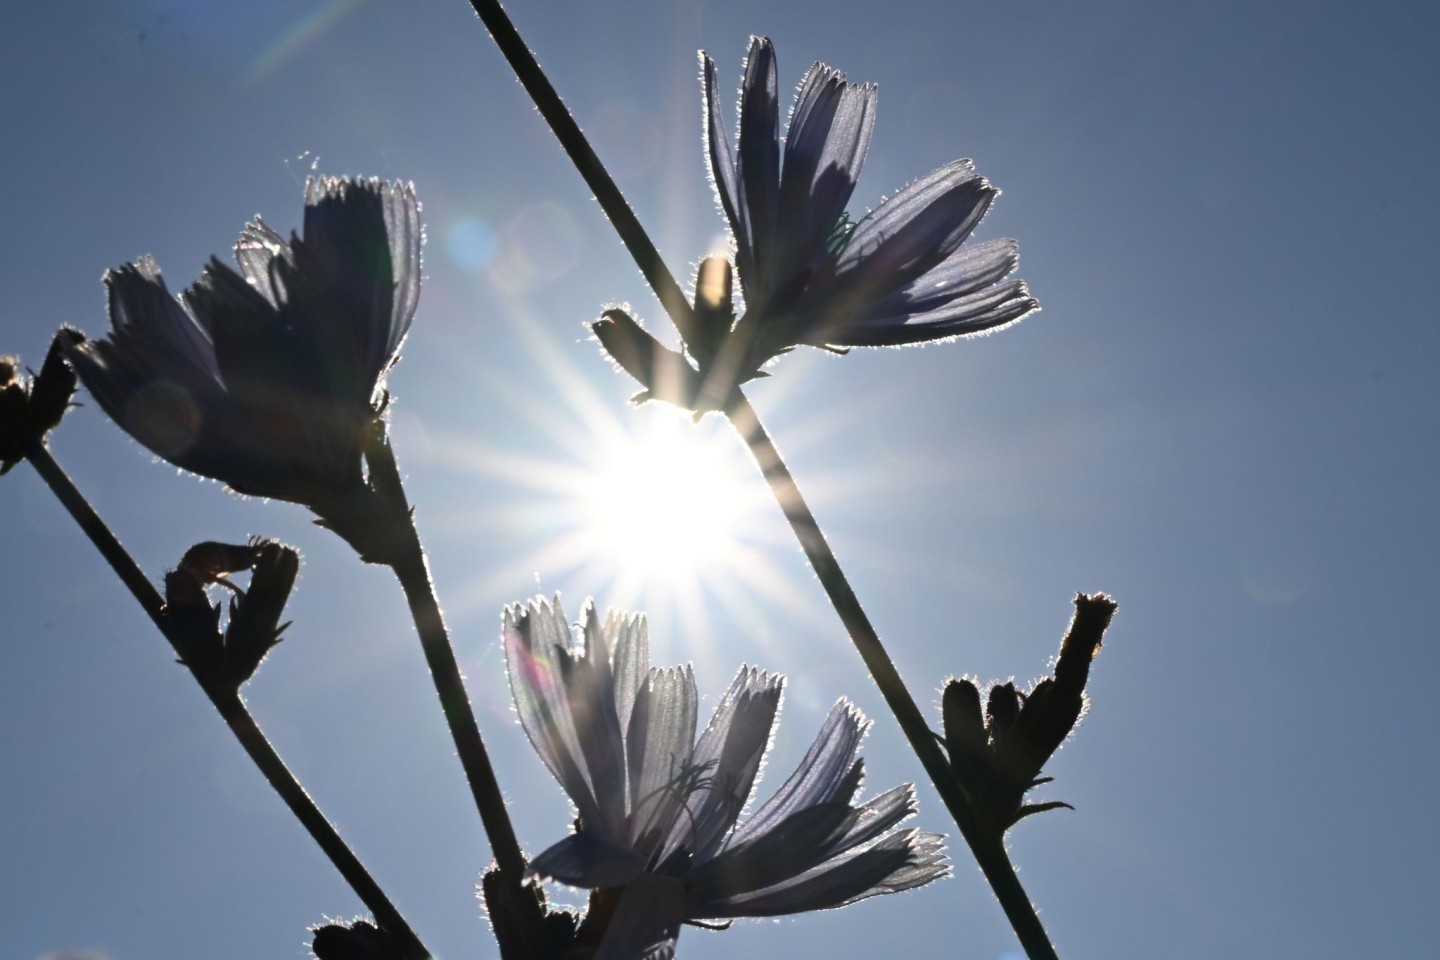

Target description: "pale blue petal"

left=571, top=602, right=627, bottom=832
left=776, top=63, right=867, bottom=277
left=823, top=161, right=993, bottom=297
left=666, top=667, right=782, bottom=862
left=822, top=279, right=1037, bottom=346
left=89, top=257, right=223, bottom=390
left=735, top=36, right=781, bottom=305
left=867, top=237, right=1020, bottom=315
left=825, top=783, right=919, bottom=852
left=684, top=802, right=856, bottom=907
left=729, top=699, right=868, bottom=846
left=376, top=178, right=422, bottom=363
left=608, top=609, right=649, bottom=741
left=626, top=666, right=698, bottom=850
left=703, top=52, right=746, bottom=260
left=293, top=177, right=415, bottom=405
left=69, top=259, right=235, bottom=477
left=527, top=831, right=647, bottom=889
left=504, top=598, right=603, bottom=825
left=697, top=828, right=947, bottom=918
left=793, top=81, right=875, bottom=270
left=233, top=218, right=291, bottom=308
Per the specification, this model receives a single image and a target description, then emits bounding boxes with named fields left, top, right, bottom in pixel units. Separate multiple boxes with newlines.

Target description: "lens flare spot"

left=489, top=201, right=581, bottom=293
left=446, top=217, right=498, bottom=271
left=125, top=380, right=201, bottom=458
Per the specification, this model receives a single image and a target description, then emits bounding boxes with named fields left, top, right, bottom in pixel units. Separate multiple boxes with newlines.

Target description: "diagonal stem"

left=459, top=5, right=1060, bottom=956
left=386, top=526, right=526, bottom=879
left=462, top=0, right=700, bottom=346
left=725, top=395, right=1059, bottom=960
left=358, top=429, right=551, bottom=958
left=15, top=434, right=431, bottom=960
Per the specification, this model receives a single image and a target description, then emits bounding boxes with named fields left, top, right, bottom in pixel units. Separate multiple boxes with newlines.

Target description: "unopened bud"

left=164, top=567, right=225, bottom=677
left=0, top=358, right=26, bottom=474
left=941, top=678, right=987, bottom=779
left=688, top=256, right=736, bottom=368
left=28, top=329, right=84, bottom=436
left=224, top=540, right=299, bottom=684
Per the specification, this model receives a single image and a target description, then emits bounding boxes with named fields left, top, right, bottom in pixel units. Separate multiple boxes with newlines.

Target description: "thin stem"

left=463, top=0, right=699, bottom=343
left=386, top=529, right=528, bottom=879
left=16, top=436, right=431, bottom=960
left=726, top=396, right=1058, bottom=960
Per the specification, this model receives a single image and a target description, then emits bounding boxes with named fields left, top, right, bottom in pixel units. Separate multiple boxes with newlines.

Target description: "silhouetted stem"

left=16, top=436, right=431, bottom=960
left=726, top=396, right=1058, bottom=960
left=385, top=528, right=527, bottom=879
left=463, top=0, right=700, bottom=344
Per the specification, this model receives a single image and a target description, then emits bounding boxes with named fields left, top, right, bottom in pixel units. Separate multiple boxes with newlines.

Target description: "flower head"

left=67, top=176, right=421, bottom=506
left=704, top=37, right=1038, bottom=371
left=504, top=596, right=947, bottom=960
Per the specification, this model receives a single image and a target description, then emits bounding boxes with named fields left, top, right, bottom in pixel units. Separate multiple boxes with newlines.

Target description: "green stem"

left=16, top=435, right=431, bottom=960
left=725, top=396, right=1058, bottom=960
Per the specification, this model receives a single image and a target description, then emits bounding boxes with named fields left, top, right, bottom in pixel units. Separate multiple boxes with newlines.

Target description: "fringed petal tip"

left=303, top=174, right=419, bottom=211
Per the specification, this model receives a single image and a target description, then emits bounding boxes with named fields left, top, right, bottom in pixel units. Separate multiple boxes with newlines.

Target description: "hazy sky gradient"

left=2, top=2, right=1436, bottom=958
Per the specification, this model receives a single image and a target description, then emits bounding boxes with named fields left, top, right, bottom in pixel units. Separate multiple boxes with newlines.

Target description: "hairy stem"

left=15, top=436, right=430, bottom=960
left=463, top=0, right=700, bottom=344
left=386, top=528, right=526, bottom=878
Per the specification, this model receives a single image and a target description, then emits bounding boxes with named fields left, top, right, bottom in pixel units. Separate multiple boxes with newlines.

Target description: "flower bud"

left=164, top=567, right=225, bottom=678
left=166, top=538, right=300, bottom=690
left=311, top=919, right=396, bottom=960
left=0, top=357, right=27, bottom=474
left=28, top=329, right=84, bottom=437
left=688, top=256, right=736, bottom=367
left=0, top=330, right=84, bottom=475
left=223, top=540, right=299, bottom=684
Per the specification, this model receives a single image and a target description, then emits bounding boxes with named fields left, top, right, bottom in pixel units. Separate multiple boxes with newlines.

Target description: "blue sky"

left=2, top=1, right=1436, bottom=958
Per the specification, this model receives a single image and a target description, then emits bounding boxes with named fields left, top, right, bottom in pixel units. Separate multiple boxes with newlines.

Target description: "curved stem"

left=725, top=395, right=1058, bottom=960
left=16, top=436, right=431, bottom=960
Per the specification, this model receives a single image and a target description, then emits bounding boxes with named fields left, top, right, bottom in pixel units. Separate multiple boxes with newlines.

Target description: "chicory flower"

left=704, top=36, right=1038, bottom=371
left=67, top=176, right=421, bottom=508
left=504, top=596, right=947, bottom=960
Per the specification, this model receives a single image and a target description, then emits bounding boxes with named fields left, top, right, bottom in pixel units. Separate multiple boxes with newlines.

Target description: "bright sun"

left=580, top=415, right=749, bottom=580
left=428, top=298, right=836, bottom=673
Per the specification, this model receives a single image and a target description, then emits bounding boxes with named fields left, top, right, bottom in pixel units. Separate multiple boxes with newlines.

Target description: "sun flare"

left=580, top=416, right=749, bottom=581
